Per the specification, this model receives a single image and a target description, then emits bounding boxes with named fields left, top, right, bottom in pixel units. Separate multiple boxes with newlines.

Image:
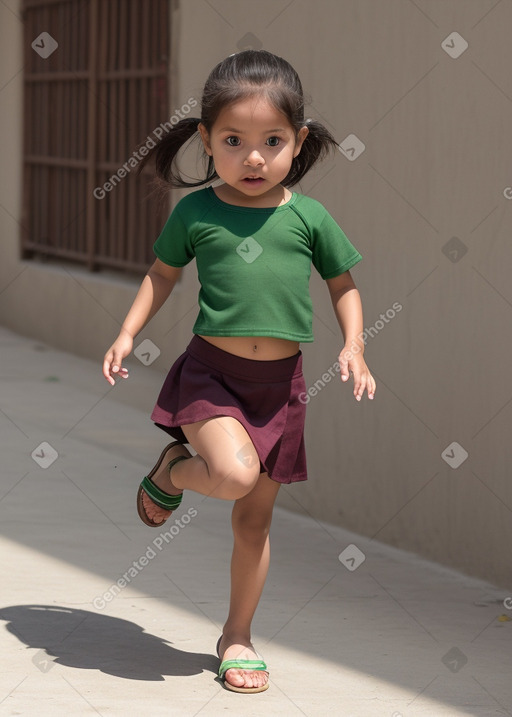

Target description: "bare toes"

left=142, top=491, right=171, bottom=522
left=225, top=668, right=267, bottom=690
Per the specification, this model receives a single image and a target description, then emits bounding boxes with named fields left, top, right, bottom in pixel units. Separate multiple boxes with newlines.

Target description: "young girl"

left=102, top=49, right=376, bottom=694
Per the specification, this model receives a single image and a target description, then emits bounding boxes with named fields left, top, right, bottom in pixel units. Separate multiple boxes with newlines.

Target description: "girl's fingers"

left=111, top=353, right=124, bottom=375
left=362, top=376, right=375, bottom=400
left=111, top=355, right=120, bottom=373
left=339, top=354, right=376, bottom=400
left=102, top=354, right=129, bottom=385
left=110, top=362, right=129, bottom=380
left=348, top=369, right=361, bottom=400
left=339, top=356, right=350, bottom=381
left=353, top=373, right=375, bottom=401
left=102, top=356, right=115, bottom=385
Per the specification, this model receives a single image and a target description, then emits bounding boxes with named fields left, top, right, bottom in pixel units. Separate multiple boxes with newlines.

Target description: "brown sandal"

left=136, top=441, right=190, bottom=527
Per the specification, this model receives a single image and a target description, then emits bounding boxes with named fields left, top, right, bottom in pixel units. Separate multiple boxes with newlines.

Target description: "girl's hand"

left=102, top=331, right=133, bottom=385
left=338, top=346, right=376, bottom=401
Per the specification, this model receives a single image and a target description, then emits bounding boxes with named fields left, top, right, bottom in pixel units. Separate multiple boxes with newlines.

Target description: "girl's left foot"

left=217, top=633, right=269, bottom=692
left=141, top=443, right=191, bottom=524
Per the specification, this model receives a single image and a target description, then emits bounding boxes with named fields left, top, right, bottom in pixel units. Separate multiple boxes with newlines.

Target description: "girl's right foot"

left=141, top=443, right=191, bottom=524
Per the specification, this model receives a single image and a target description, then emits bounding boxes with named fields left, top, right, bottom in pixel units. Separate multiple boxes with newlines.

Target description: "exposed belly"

left=198, top=334, right=300, bottom=360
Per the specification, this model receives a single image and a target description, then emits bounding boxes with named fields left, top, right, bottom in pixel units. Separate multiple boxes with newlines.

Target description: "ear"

left=293, top=125, right=309, bottom=158
left=198, top=122, right=212, bottom=156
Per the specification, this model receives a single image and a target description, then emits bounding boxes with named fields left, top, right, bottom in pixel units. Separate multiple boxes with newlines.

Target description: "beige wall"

left=1, top=0, right=511, bottom=589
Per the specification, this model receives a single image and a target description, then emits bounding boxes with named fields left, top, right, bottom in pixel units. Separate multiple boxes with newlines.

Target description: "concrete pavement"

left=0, top=325, right=510, bottom=717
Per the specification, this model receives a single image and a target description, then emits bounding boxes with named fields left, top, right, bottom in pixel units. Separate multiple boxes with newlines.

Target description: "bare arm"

left=326, top=270, right=365, bottom=353
left=102, top=259, right=182, bottom=384
left=121, top=259, right=182, bottom=336
left=326, top=271, right=376, bottom=401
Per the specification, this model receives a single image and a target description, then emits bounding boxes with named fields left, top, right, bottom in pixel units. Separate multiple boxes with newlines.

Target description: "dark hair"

left=138, top=50, right=339, bottom=189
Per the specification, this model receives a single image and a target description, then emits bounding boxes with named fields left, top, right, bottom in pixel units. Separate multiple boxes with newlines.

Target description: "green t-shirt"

left=153, top=186, right=362, bottom=342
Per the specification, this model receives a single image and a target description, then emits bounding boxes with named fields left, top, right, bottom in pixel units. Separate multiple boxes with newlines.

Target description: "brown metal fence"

left=22, top=0, right=170, bottom=274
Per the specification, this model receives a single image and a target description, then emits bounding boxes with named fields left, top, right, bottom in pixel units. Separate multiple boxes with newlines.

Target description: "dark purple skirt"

left=151, top=335, right=307, bottom=483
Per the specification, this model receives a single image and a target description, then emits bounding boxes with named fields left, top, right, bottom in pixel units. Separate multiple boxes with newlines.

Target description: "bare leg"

left=218, top=472, right=281, bottom=690
left=142, top=416, right=261, bottom=527
left=142, top=417, right=281, bottom=690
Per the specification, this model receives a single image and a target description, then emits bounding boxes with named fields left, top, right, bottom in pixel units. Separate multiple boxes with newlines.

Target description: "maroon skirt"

left=151, top=335, right=307, bottom=483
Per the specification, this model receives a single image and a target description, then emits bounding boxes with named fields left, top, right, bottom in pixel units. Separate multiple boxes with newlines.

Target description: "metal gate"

left=22, top=0, right=170, bottom=274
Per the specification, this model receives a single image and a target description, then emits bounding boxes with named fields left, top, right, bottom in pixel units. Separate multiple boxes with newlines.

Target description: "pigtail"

left=283, top=119, right=340, bottom=188
left=137, top=117, right=217, bottom=189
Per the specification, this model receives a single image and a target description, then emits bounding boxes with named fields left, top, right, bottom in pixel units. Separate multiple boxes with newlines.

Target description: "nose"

left=244, top=149, right=265, bottom=167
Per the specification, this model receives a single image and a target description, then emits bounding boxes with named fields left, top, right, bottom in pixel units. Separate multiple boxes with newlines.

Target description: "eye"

left=266, top=136, right=280, bottom=147
left=226, top=136, right=241, bottom=146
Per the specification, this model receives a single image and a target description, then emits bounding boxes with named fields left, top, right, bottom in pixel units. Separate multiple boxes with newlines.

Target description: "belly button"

left=253, top=344, right=258, bottom=352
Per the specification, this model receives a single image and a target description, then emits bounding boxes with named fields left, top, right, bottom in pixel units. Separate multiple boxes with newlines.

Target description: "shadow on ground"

left=0, top=605, right=218, bottom=681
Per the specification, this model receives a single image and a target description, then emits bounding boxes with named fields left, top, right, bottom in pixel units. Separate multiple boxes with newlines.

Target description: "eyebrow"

left=217, top=127, right=288, bottom=133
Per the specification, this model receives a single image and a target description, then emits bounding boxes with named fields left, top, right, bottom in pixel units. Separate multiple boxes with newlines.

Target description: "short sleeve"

left=311, top=210, right=362, bottom=280
left=153, top=205, right=195, bottom=267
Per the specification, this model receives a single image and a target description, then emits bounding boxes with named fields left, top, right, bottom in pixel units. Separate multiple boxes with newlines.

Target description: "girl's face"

left=198, top=96, right=308, bottom=203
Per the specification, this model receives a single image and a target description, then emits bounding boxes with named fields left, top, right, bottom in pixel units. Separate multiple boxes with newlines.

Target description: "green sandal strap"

left=140, top=455, right=187, bottom=510
left=140, top=475, right=183, bottom=511
left=219, top=658, right=268, bottom=679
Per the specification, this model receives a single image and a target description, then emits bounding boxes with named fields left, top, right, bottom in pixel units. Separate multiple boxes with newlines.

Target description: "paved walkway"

left=0, top=326, right=510, bottom=717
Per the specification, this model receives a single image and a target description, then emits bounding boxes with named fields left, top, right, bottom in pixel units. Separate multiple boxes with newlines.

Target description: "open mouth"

left=242, top=177, right=264, bottom=185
